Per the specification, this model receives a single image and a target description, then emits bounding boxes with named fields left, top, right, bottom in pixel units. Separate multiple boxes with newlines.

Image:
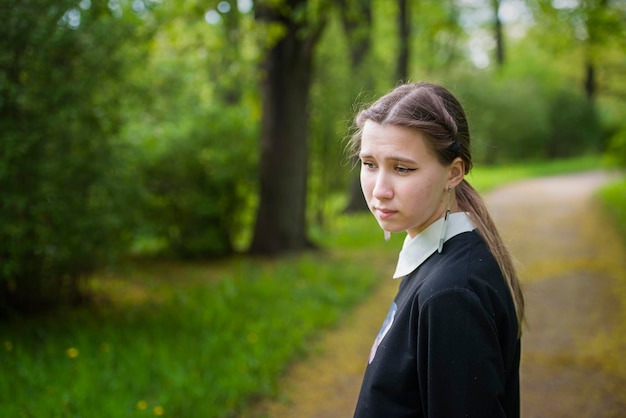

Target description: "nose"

left=372, top=171, right=393, bottom=200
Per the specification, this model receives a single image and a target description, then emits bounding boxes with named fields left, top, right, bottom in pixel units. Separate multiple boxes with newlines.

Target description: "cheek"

left=421, top=177, right=447, bottom=211
left=406, top=179, right=437, bottom=208
left=360, top=170, right=374, bottom=197
left=424, top=182, right=437, bottom=201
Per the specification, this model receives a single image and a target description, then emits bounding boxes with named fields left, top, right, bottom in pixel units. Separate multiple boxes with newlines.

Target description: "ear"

left=447, top=157, right=465, bottom=189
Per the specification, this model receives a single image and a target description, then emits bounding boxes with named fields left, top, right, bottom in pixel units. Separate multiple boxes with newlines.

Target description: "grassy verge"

left=589, top=175, right=626, bottom=406
left=467, top=155, right=605, bottom=192
left=598, top=177, right=626, bottom=243
left=0, top=156, right=609, bottom=418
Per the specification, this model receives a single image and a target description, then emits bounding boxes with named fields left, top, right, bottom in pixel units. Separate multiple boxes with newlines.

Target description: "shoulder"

left=403, top=231, right=518, bottom=336
left=417, top=231, right=501, bottom=288
left=403, top=231, right=512, bottom=316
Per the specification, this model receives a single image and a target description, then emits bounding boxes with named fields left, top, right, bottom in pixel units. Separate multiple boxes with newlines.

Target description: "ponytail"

left=456, top=179, right=525, bottom=335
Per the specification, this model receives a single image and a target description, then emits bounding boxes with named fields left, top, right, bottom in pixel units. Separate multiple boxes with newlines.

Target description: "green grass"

left=467, top=155, right=606, bottom=192
left=1, top=253, right=390, bottom=418
left=0, top=155, right=614, bottom=418
left=599, top=177, right=626, bottom=244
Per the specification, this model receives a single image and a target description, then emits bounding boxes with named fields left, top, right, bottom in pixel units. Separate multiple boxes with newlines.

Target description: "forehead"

left=359, top=121, right=435, bottom=161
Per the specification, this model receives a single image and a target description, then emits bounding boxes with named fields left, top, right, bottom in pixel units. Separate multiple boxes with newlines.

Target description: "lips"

left=374, top=207, right=398, bottom=219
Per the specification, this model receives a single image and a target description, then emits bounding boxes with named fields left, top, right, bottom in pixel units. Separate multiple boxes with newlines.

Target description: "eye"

left=361, top=160, right=377, bottom=170
left=395, top=165, right=416, bottom=174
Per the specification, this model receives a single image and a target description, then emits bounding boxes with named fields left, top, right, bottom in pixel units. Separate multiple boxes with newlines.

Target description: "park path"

left=253, top=170, right=626, bottom=418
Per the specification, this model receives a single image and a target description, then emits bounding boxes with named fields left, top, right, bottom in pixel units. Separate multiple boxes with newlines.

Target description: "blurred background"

left=1, top=0, right=625, bottom=416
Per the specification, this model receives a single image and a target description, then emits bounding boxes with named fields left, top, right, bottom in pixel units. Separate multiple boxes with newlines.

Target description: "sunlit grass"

left=0, top=251, right=388, bottom=417
left=0, top=155, right=616, bottom=417
left=576, top=188, right=626, bottom=407
left=599, top=177, right=626, bottom=244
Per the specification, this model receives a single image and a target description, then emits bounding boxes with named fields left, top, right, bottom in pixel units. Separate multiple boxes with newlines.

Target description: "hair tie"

left=449, top=140, right=462, bottom=153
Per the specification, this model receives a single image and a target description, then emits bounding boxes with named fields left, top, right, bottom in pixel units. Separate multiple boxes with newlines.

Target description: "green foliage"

left=530, top=0, right=626, bottom=57
left=135, top=104, right=258, bottom=258
left=308, top=13, right=356, bottom=224
left=451, top=73, right=551, bottom=163
left=546, top=87, right=604, bottom=157
left=606, top=124, right=626, bottom=168
left=1, top=0, right=623, bottom=313
left=125, top=10, right=260, bottom=258
left=411, top=0, right=465, bottom=71
left=0, top=1, right=144, bottom=312
left=445, top=69, right=606, bottom=164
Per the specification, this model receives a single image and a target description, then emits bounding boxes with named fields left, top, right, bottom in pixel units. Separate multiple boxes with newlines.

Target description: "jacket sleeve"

left=416, top=288, right=508, bottom=418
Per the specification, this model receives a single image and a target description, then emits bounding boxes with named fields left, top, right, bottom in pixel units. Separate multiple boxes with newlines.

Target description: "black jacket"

left=354, top=231, right=520, bottom=418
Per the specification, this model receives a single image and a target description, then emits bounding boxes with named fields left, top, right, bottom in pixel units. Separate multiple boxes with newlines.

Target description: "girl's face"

left=359, top=120, right=458, bottom=239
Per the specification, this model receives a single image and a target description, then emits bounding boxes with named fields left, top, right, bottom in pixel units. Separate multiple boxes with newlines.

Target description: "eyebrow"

left=359, top=153, right=418, bottom=165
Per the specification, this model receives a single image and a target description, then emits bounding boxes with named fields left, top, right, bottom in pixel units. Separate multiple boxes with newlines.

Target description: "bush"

left=447, top=72, right=606, bottom=164
left=0, top=2, right=142, bottom=314
left=135, top=105, right=258, bottom=258
left=123, top=11, right=260, bottom=259
left=449, top=73, right=548, bottom=164
left=546, top=88, right=604, bottom=158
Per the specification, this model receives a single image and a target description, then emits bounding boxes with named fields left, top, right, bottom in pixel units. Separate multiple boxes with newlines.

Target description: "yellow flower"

left=65, top=347, right=79, bottom=359
left=153, top=406, right=164, bottom=416
left=4, top=341, right=12, bottom=351
left=137, top=400, right=148, bottom=410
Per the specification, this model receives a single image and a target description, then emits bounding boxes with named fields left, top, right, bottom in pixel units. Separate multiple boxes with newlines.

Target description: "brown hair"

left=349, top=82, right=524, bottom=334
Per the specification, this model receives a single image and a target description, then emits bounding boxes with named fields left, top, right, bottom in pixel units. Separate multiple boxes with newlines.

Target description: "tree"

left=250, top=0, right=327, bottom=254
left=396, top=0, right=411, bottom=82
left=0, top=1, right=144, bottom=313
left=339, top=0, right=373, bottom=75
left=532, top=0, right=626, bottom=101
left=492, top=0, right=505, bottom=66
left=338, top=0, right=374, bottom=213
left=127, top=2, right=259, bottom=258
left=582, top=0, right=609, bottom=100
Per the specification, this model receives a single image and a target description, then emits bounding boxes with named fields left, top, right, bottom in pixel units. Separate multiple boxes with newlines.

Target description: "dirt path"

left=253, top=170, right=626, bottom=418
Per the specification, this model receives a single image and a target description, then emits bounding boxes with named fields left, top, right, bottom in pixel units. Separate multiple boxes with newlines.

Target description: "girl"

left=350, top=82, right=524, bottom=418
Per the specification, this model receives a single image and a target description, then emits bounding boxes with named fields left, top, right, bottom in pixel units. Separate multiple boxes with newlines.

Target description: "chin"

left=378, top=223, right=402, bottom=234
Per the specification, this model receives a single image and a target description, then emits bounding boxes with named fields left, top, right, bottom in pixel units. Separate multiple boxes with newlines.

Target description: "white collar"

left=393, top=212, right=475, bottom=278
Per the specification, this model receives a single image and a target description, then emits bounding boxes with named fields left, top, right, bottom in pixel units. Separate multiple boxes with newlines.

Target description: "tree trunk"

left=582, top=0, right=606, bottom=102
left=396, top=0, right=410, bottom=82
left=493, top=0, right=505, bottom=66
left=344, top=173, right=368, bottom=213
left=250, top=2, right=323, bottom=254
left=584, top=59, right=596, bottom=101
left=339, top=0, right=373, bottom=72
left=339, top=0, right=373, bottom=213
